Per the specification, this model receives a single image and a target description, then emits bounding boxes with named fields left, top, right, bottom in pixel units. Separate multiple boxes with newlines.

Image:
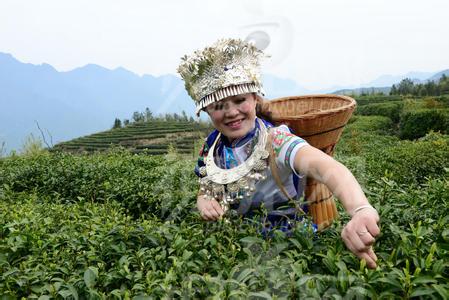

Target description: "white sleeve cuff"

left=289, top=142, right=308, bottom=177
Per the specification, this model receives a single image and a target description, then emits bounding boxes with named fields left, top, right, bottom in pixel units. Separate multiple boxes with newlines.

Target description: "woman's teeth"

left=227, top=119, right=242, bottom=128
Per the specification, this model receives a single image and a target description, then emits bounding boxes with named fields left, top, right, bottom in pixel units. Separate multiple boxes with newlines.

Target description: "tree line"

left=390, top=74, right=449, bottom=96
left=112, top=108, right=199, bottom=129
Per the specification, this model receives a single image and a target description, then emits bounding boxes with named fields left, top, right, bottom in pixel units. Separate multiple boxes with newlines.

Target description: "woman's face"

left=206, top=93, right=257, bottom=141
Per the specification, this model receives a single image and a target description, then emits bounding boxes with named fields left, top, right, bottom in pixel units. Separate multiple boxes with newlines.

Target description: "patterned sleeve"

left=194, top=130, right=219, bottom=178
left=194, top=140, right=209, bottom=178
left=271, top=125, right=309, bottom=175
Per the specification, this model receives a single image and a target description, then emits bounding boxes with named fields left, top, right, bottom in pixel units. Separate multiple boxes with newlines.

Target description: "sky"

left=1, top=0, right=449, bottom=90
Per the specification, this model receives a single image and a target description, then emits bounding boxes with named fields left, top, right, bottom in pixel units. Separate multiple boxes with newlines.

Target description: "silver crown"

left=177, top=38, right=267, bottom=115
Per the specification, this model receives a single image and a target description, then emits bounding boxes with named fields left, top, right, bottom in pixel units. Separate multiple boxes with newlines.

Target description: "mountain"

left=0, top=53, right=309, bottom=153
left=262, top=74, right=310, bottom=98
left=0, top=53, right=195, bottom=153
left=333, top=86, right=391, bottom=96
left=364, top=71, right=435, bottom=87
left=333, top=69, right=449, bottom=95
left=426, top=69, right=449, bottom=82
left=1, top=52, right=447, bottom=153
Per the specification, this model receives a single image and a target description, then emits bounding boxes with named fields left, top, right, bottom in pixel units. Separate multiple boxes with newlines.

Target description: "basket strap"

left=267, top=129, right=306, bottom=215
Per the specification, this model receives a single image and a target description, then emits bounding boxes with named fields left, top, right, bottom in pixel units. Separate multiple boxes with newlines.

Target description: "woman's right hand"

left=197, top=194, right=224, bottom=221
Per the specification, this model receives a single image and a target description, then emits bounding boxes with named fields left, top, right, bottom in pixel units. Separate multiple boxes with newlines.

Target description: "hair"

left=255, top=94, right=274, bottom=124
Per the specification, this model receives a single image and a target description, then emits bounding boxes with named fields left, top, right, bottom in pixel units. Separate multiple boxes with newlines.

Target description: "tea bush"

left=1, top=174, right=448, bottom=298
left=356, top=102, right=404, bottom=123
left=2, top=115, right=449, bottom=298
left=354, top=95, right=403, bottom=106
left=344, top=115, right=394, bottom=135
left=0, top=149, right=197, bottom=220
left=365, top=132, right=449, bottom=186
left=336, top=116, right=399, bottom=156
left=399, top=108, right=449, bottom=140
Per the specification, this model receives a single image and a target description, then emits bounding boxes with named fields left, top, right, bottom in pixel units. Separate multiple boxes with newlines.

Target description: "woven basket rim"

left=269, top=94, right=357, bottom=120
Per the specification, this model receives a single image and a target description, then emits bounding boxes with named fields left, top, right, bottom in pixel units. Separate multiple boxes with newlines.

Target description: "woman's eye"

left=235, top=98, right=246, bottom=104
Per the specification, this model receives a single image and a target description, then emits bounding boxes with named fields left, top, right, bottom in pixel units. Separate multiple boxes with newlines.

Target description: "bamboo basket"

left=267, top=94, right=356, bottom=231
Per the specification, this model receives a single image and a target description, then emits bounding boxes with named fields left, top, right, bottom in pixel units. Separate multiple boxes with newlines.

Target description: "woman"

left=178, top=38, right=380, bottom=269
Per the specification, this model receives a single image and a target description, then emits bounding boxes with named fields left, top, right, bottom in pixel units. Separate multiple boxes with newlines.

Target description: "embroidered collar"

left=198, top=118, right=270, bottom=212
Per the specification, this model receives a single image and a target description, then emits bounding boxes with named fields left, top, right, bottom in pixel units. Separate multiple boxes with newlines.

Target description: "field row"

left=53, top=120, right=211, bottom=154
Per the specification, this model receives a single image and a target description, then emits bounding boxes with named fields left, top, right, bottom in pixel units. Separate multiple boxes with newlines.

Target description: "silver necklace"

left=198, top=119, right=270, bottom=212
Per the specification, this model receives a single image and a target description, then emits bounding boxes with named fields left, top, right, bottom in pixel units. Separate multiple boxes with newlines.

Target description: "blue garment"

left=195, top=118, right=313, bottom=233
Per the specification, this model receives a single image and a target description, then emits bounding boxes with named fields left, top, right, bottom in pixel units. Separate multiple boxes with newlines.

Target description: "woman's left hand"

left=341, top=208, right=380, bottom=269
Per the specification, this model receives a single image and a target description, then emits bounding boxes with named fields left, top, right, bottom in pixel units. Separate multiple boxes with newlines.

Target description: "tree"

left=417, top=85, right=427, bottom=97
left=181, top=110, right=188, bottom=122
left=439, top=73, right=447, bottom=84
left=145, top=107, right=153, bottom=121
left=396, top=78, right=415, bottom=95
left=132, top=111, right=144, bottom=123
left=123, top=119, right=130, bottom=126
left=165, top=113, right=173, bottom=121
left=112, top=118, right=122, bottom=129
left=439, top=74, right=449, bottom=94
left=424, top=81, right=437, bottom=96
left=390, top=84, right=398, bottom=95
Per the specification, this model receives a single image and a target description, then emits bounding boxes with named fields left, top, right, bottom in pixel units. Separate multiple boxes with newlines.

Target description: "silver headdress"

left=177, top=38, right=266, bottom=115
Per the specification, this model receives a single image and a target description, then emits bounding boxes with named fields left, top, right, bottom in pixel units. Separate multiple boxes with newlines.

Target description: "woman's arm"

left=293, top=144, right=380, bottom=268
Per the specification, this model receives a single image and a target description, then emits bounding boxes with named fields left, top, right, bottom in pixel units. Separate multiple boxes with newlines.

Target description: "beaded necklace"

left=198, top=119, right=270, bottom=211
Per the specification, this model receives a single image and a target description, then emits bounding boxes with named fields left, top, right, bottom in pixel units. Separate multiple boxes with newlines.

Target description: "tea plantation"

left=1, top=95, right=449, bottom=298
left=52, top=120, right=212, bottom=156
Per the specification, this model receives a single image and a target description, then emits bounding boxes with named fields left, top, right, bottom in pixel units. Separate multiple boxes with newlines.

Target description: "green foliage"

left=356, top=101, right=404, bottom=123
left=112, top=118, right=122, bottom=129
left=423, top=97, right=445, bottom=109
left=354, top=95, right=403, bottom=106
left=1, top=162, right=448, bottom=297
left=345, top=115, right=394, bottom=135
left=365, top=132, right=449, bottom=185
left=126, top=108, right=198, bottom=126
left=53, top=120, right=212, bottom=156
left=390, top=75, right=449, bottom=96
left=338, top=130, right=398, bottom=158
left=2, top=102, right=449, bottom=298
left=0, top=149, right=198, bottom=220
left=399, top=108, right=449, bottom=139
left=392, top=78, right=415, bottom=95
left=434, top=94, right=449, bottom=107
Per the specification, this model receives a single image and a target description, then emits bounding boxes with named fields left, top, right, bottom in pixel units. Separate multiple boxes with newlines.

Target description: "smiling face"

left=205, top=93, right=257, bottom=141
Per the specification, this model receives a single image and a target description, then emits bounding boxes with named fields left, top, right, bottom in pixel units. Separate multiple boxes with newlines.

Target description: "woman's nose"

left=224, top=102, right=239, bottom=116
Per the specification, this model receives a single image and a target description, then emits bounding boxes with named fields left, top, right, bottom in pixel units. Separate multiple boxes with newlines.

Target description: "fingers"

left=342, top=224, right=379, bottom=269
left=199, top=198, right=224, bottom=221
left=357, top=248, right=378, bottom=269
left=366, top=221, right=381, bottom=238
left=342, top=234, right=378, bottom=268
left=357, top=209, right=381, bottom=238
left=354, top=229, right=376, bottom=250
left=342, top=226, right=374, bottom=252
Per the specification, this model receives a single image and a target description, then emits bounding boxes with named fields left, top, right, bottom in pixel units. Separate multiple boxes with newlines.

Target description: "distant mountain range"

left=0, top=52, right=447, bottom=153
left=333, top=70, right=449, bottom=95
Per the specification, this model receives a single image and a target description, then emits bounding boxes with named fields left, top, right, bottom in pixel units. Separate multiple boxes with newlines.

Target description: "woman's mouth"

left=226, top=119, right=243, bottom=129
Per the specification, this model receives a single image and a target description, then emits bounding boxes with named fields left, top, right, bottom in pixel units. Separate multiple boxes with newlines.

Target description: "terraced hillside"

left=53, top=94, right=449, bottom=155
left=53, top=120, right=213, bottom=155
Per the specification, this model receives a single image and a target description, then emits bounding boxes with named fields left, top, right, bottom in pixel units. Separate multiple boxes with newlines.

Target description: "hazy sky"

left=1, top=0, right=448, bottom=90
